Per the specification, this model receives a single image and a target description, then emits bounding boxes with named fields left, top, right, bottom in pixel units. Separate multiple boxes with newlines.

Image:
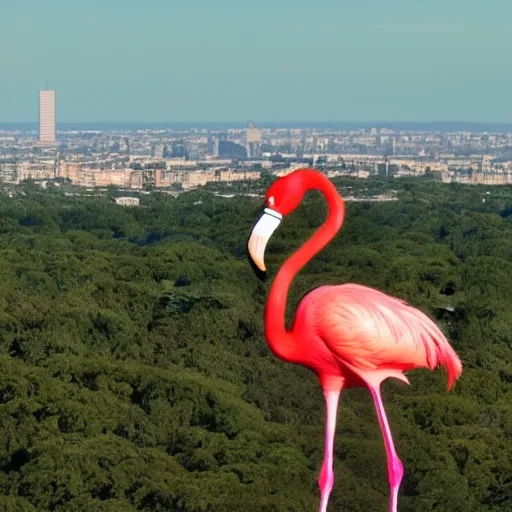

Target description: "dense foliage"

left=0, top=177, right=511, bottom=511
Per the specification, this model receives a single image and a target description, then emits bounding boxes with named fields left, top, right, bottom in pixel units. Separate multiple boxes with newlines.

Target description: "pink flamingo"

left=247, top=169, right=462, bottom=512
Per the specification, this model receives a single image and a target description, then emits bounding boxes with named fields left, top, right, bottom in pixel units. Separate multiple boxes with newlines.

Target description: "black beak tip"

left=246, top=249, right=267, bottom=282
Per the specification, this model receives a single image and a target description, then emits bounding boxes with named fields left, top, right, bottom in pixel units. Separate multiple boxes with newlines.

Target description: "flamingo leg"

left=318, top=388, right=341, bottom=512
left=369, top=385, right=404, bottom=512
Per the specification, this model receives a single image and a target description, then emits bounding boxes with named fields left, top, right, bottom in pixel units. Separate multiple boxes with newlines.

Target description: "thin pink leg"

left=318, top=388, right=341, bottom=512
left=369, top=385, right=403, bottom=512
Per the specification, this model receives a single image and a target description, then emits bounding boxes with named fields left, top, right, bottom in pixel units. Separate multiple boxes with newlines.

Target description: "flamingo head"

left=248, top=171, right=306, bottom=272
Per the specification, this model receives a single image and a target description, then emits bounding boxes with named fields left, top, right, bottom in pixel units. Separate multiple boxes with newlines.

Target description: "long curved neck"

left=265, top=171, right=345, bottom=361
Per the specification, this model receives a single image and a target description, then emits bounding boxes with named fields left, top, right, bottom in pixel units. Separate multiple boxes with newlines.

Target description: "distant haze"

left=2, top=0, right=511, bottom=123
left=3, top=121, right=512, bottom=134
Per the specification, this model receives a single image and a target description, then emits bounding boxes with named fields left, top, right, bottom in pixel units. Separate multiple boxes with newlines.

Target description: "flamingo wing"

left=314, top=284, right=462, bottom=388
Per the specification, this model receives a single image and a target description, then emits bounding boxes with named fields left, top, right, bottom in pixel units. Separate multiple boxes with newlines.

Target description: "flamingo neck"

left=264, top=171, right=345, bottom=361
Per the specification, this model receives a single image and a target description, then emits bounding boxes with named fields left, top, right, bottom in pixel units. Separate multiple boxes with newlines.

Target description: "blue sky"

left=1, top=0, right=511, bottom=122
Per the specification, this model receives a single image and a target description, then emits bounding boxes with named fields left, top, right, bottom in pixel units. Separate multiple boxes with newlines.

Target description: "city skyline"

left=5, top=119, right=512, bottom=134
left=3, top=120, right=512, bottom=189
left=2, top=0, right=511, bottom=124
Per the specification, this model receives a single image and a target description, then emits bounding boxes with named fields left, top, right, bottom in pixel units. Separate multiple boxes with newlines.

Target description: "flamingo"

left=247, top=169, right=462, bottom=512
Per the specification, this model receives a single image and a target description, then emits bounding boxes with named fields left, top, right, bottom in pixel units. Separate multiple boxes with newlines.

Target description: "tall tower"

left=39, top=90, right=56, bottom=144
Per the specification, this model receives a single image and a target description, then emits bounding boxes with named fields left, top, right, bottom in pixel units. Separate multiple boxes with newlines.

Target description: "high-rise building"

left=246, top=121, right=262, bottom=158
left=153, top=143, right=165, bottom=159
left=39, top=90, right=56, bottom=144
left=212, top=136, right=219, bottom=157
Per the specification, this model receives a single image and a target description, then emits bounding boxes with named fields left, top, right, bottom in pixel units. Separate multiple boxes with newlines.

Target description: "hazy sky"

left=1, top=0, right=511, bottom=122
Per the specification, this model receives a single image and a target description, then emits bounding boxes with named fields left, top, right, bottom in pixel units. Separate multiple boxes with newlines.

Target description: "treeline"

left=0, top=177, right=510, bottom=510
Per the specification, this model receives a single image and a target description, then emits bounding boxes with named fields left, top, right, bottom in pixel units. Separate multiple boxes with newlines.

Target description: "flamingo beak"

left=248, top=208, right=282, bottom=272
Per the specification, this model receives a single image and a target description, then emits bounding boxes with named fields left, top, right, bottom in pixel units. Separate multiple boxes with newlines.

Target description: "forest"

left=0, top=175, right=511, bottom=511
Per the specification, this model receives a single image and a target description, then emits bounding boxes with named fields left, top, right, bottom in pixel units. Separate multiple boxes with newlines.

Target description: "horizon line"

left=2, top=120, right=512, bottom=126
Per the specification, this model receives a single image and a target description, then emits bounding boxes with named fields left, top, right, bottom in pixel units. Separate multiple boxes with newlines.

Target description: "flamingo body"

left=290, top=283, right=462, bottom=391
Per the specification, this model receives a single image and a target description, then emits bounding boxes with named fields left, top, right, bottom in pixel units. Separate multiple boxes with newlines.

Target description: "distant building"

left=153, top=143, right=165, bottom=159
left=246, top=122, right=262, bottom=158
left=218, top=140, right=247, bottom=159
left=113, top=196, right=140, bottom=206
left=170, top=140, right=188, bottom=159
left=208, top=136, right=220, bottom=157
left=39, top=90, right=56, bottom=144
left=377, top=162, right=399, bottom=179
